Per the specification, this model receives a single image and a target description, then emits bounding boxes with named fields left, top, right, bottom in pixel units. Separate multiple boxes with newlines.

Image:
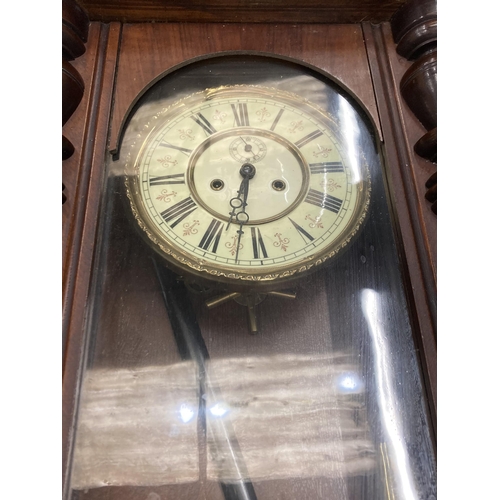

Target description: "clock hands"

left=227, top=163, right=255, bottom=228
left=229, top=135, right=267, bottom=163
left=240, top=136, right=254, bottom=153
left=226, top=163, right=256, bottom=263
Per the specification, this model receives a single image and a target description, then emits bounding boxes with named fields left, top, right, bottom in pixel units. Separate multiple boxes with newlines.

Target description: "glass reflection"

left=205, top=353, right=374, bottom=484
left=71, top=353, right=375, bottom=491
left=338, top=96, right=362, bottom=184
left=337, top=373, right=364, bottom=393
left=179, top=403, right=196, bottom=423
left=209, top=403, right=230, bottom=418
left=361, top=288, right=418, bottom=500
left=71, top=363, right=200, bottom=489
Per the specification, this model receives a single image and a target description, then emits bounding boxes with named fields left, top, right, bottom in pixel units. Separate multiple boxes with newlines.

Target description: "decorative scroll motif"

left=183, top=220, right=200, bottom=236
left=288, top=121, right=304, bottom=134
left=312, top=146, right=332, bottom=158
left=156, top=190, right=177, bottom=203
left=179, top=129, right=195, bottom=141
left=225, top=235, right=243, bottom=256
left=305, top=215, right=324, bottom=229
left=273, top=233, right=290, bottom=252
left=256, top=107, right=271, bottom=122
left=321, top=179, right=341, bottom=192
left=212, top=110, right=227, bottom=124
left=157, top=155, right=178, bottom=167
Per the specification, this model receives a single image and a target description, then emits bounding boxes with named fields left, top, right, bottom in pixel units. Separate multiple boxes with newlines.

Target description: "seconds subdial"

left=229, top=135, right=267, bottom=163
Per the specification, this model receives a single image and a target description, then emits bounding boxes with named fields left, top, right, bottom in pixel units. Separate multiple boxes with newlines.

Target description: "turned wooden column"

left=62, top=0, right=89, bottom=202
left=391, top=0, right=437, bottom=214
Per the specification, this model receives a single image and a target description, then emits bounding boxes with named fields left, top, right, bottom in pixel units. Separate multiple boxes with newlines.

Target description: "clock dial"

left=126, top=86, right=370, bottom=284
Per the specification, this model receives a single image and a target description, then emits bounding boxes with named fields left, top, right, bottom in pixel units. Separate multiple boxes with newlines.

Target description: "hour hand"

left=227, top=177, right=248, bottom=230
left=226, top=163, right=255, bottom=230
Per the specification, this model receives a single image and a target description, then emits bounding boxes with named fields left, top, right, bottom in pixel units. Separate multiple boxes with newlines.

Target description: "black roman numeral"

left=159, top=141, right=193, bottom=156
left=198, top=219, right=223, bottom=253
left=295, top=130, right=323, bottom=148
left=288, top=218, right=314, bottom=243
left=309, top=162, right=344, bottom=174
left=160, top=197, right=197, bottom=228
left=149, top=173, right=185, bottom=186
left=305, top=189, right=343, bottom=213
left=231, top=103, right=250, bottom=127
left=251, top=227, right=268, bottom=259
left=270, top=108, right=284, bottom=131
left=191, top=113, right=217, bottom=136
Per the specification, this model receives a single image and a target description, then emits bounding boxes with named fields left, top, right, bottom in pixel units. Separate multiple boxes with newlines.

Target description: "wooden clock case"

left=62, top=1, right=437, bottom=497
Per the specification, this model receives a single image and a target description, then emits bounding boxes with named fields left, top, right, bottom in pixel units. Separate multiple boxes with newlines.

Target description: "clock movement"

left=63, top=2, right=437, bottom=499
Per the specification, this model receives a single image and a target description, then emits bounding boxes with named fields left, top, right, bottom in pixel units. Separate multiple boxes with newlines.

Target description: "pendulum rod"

left=152, top=258, right=258, bottom=500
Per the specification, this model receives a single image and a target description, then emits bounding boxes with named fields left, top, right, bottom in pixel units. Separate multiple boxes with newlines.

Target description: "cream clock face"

left=126, top=86, right=370, bottom=284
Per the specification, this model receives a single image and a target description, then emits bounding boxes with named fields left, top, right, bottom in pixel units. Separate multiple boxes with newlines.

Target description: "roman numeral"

left=191, top=113, right=217, bottom=136
left=149, top=173, right=185, bottom=186
left=231, top=103, right=250, bottom=127
left=309, top=162, right=344, bottom=174
left=288, top=217, right=314, bottom=243
left=251, top=227, right=268, bottom=259
left=160, top=197, right=197, bottom=228
left=159, top=141, right=193, bottom=156
left=198, top=219, right=223, bottom=253
left=295, top=129, right=323, bottom=149
left=270, top=108, right=284, bottom=131
left=305, top=189, right=343, bottom=213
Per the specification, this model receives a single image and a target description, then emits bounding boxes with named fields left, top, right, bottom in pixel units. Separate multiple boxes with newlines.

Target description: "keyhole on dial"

left=210, top=179, right=224, bottom=191
left=272, top=180, right=286, bottom=191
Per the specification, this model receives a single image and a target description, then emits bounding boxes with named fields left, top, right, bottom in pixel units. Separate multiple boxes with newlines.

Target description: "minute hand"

left=234, top=180, right=250, bottom=263
left=231, top=163, right=256, bottom=263
left=227, top=176, right=249, bottom=230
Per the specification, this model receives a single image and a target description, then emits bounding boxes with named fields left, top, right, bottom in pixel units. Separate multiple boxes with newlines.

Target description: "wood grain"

left=109, top=23, right=382, bottom=156
left=62, top=59, right=85, bottom=126
left=63, top=0, right=89, bottom=60
left=62, top=0, right=89, bottom=210
left=76, top=0, right=405, bottom=24
left=391, top=0, right=436, bottom=47
left=400, top=49, right=437, bottom=131
left=62, top=22, right=122, bottom=499
left=363, top=21, right=436, bottom=440
left=390, top=0, right=437, bottom=215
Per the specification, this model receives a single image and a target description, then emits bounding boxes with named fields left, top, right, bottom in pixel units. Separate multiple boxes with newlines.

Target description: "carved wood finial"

left=391, top=0, right=437, bottom=214
left=62, top=0, right=89, bottom=206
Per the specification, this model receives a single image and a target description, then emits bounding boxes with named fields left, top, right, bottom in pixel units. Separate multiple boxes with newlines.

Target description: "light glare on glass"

left=209, top=403, right=229, bottom=417
left=179, top=403, right=195, bottom=423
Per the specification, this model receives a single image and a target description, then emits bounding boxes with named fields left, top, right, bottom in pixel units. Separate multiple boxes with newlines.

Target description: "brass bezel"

left=125, top=85, right=371, bottom=288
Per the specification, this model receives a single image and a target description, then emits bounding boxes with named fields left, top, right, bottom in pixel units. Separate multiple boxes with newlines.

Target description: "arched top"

left=112, top=51, right=382, bottom=161
left=108, top=23, right=383, bottom=158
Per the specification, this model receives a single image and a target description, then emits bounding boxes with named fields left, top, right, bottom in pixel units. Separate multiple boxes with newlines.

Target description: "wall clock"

left=62, top=11, right=437, bottom=500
